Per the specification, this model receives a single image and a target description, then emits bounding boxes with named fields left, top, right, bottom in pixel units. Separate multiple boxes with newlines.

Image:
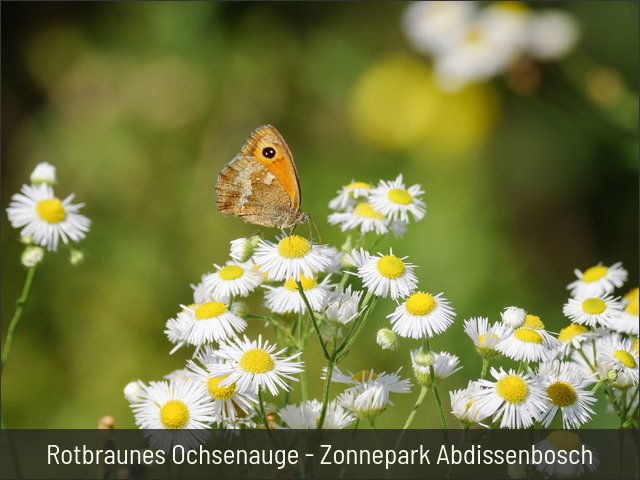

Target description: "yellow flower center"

left=207, top=376, right=236, bottom=400
left=194, top=301, right=226, bottom=319
left=219, top=265, right=244, bottom=280
left=582, top=265, right=608, bottom=283
left=277, top=235, right=311, bottom=258
left=558, top=323, right=587, bottom=343
left=284, top=275, right=317, bottom=291
left=478, top=332, right=500, bottom=347
left=354, top=202, right=384, bottom=219
left=35, top=199, right=66, bottom=224
left=626, top=300, right=639, bottom=316
left=465, top=400, right=474, bottom=412
left=494, top=1, right=529, bottom=13
left=546, top=381, right=577, bottom=407
left=632, top=338, right=639, bottom=353
left=239, top=348, right=274, bottom=374
left=464, top=28, right=484, bottom=45
left=159, top=400, right=189, bottom=429
left=614, top=350, right=636, bottom=369
left=387, top=188, right=412, bottom=205
left=523, top=314, right=545, bottom=330
left=582, top=298, right=606, bottom=315
left=346, top=181, right=371, bottom=190
left=624, top=287, right=639, bottom=304
left=514, top=328, right=543, bottom=344
left=405, top=292, right=437, bottom=316
left=351, top=370, right=378, bottom=382
left=376, top=255, right=405, bottom=279
left=548, top=431, right=581, bottom=451
left=496, top=375, right=528, bottom=404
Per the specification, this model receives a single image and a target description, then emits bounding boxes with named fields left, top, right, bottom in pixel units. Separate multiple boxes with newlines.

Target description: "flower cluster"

left=6, top=162, right=90, bottom=263
left=403, top=1, right=579, bottom=91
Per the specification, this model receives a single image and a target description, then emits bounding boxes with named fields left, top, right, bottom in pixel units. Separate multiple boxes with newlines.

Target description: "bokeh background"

left=1, top=2, right=637, bottom=428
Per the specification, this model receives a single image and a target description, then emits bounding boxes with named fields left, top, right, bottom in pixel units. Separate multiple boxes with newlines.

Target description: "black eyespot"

left=262, top=147, right=276, bottom=159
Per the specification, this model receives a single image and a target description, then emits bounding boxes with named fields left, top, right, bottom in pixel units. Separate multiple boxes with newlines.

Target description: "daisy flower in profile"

left=279, top=400, right=354, bottom=429
left=30, top=162, right=56, bottom=185
left=610, top=298, right=639, bottom=335
left=185, top=347, right=256, bottom=425
left=563, top=294, right=623, bottom=328
left=264, top=275, right=331, bottom=314
left=191, top=275, right=215, bottom=304
left=203, top=261, right=263, bottom=301
left=229, top=236, right=261, bottom=263
left=557, top=323, right=589, bottom=358
left=474, top=368, right=546, bottom=429
left=535, top=432, right=599, bottom=479
left=349, top=249, right=417, bottom=300
left=6, top=183, right=91, bottom=251
left=328, top=202, right=389, bottom=235
left=450, top=381, right=489, bottom=427
left=323, top=285, right=363, bottom=327
left=537, top=360, right=595, bottom=429
left=130, top=379, right=215, bottom=449
left=567, top=262, right=628, bottom=297
left=597, top=338, right=639, bottom=388
left=124, top=380, right=146, bottom=403
left=253, top=234, right=332, bottom=281
left=464, top=317, right=512, bottom=359
left=337, top=383, right=390, bottom=422
left=411, top=350, right=461, bottom=387
left=165, top=300, right=246, bottom=353
left=330, top=367, right=412, bottom=394
left=328, top=181, right=372, bottom=211
left=210, top=336, right=303, bottom=396
left=500, top=306, right=526, bottom=328
left=389, top=291, right=455, bottom=339
left=369, top=175, right=426, bottom=223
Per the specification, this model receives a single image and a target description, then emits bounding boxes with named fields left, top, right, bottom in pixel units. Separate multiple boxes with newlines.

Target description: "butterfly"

left=216, top=125, right=309, bottom=229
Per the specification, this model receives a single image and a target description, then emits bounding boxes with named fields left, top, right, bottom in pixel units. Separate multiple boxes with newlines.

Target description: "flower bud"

left=231, top=301, right=249, bottom=319
left=413, top=350, right=435, bottom=367
left=229, top=236, right=261, bottom=263
left=607, top=369, right=618, bottom=382
left=376, top=328, right=398, bottom=350
left=21, top=246, right=44, bottom=267
left=69, top=249, right=85, bottom=266
left=501, top=306, right=526, bottom=328
left=30, top=162, right=56, bottom=186
left=97, top=415, right=115, bottom=429
left=20, top=234, right=33, bottom=245
left=123, top=380, right=146, bottom=403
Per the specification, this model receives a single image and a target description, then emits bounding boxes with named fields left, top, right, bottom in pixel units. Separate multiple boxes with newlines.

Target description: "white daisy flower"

left=164, top=300, right=247, bottom=353
left=337, top=383, right=389, bottom=421
left=328, top=202, right=389, bottom=235
left=329, top=367, right=412, bottom=394
left=323, top=285, right=363, bottom=326
left=403, top=1, right=476, bottom=56
left=203, top=261, right=263, bottom=301
left=525, top=10, right=579, bottom=61
left=350, top=249, right=417, bottom=300
left=21, top=246, right=44, bottom=267
left=369, top=175, right=426, bottom=223
left=253, top=234, right=332, bottom=281
left=6, top=183, right=91, bottom=251
left=264, top=275, right=331, bottom=314
left=389, top=219, right=409, bottom=238
left=557, top=323, right=590, bottom=357
left=500, top=306, right=526, bottom=328
left=474, top=368, right=547, bottom=429
left=376, top=328, right=398, bottom=350
left=324, top=246, right=345, bottom=274
left=389, top=291, right=455, bottom=339
left=30, top=162, right=56, bottom=186
left=210, top=335, right=303, bottom=396
left=496, top=327, right=552, bottom=363
left=185, top=348, right=257, bottom=425
left=623, top=287, right=639, bottom=305
left=411, top=349, right=461, bottom=386
left=534, top=432, right=599, bottom=478
left=567, top=262, right=628, bottom=297
left=464, top=316, right=512, bottom=359
left=328, top=181, right=373, bottom=211
left=279, top=400, right=354, bottom=429
left=609, top=299, right=639, bottom=335
left=344, top=247, right=371, bottom=269
left=563, top=294, right=623, bottom=328
left=191, top=275, right=214, bottom=304
left=597, top=338, right=639, bottom=388
left=537, top=361, right=596, bottom=429
left=124, top=380, right=146, bottom=403
left=450, top=381, right=489, bottom=427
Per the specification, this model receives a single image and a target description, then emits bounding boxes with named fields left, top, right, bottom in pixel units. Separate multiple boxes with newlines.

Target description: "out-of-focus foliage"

left=1, top=2, right=637, bottom=428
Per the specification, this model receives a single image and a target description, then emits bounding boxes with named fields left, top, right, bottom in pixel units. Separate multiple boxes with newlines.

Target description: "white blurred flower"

left=30, top=162, right=56, bottom=186
left=526, top=10, right=579, bottom=61
left=279, top=400, right=354, bottom=429
left=328, top=181, right=372, bottom=211
left=567, top=262, right=627, bottom=298
left=21, top=246, right=44, bottom=267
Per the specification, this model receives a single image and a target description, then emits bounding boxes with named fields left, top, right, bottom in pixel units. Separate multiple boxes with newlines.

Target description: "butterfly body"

left=216, top=125, right=308, bottom=229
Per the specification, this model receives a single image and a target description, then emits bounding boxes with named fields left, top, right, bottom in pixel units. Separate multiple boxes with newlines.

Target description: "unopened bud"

left=501, top=306, right=526, bottom=328
left=124, top=380, right=146, bottom=403
left=607, top=369, right=618, bottom=382
left=69, top=249, right=85, bottom=266
left=30, top=162, right=57, bottom=186
left=376, top=328, right=398, bottom=350
left=97, top=415, right=115, bottom=429
left=231, top=301, right=249, bottom=319
left=229, top=236, right=261, bottom=263
left=20, top=234, right=33, bottom=245
left=413, top=351, right=435, bottom=367
left=21, top=246, right=44, bottom=267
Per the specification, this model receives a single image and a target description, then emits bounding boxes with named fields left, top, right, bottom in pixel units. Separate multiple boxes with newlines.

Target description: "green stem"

left=424, top=339, right=449, bottom=433
left=402, top=386, right=428, bottom=430
left=297, top=281, right=331, bottom=360
left=257, top=388, right=271, bottom=431
left=480, top=358, right=489, bottom=379
left=317, top=361, right=335, bottom=429
left=336, top=294, right=377, bottom=362
left=298, top=312, right=308, bottom=402
left=2, top=266, right=37, bottom=372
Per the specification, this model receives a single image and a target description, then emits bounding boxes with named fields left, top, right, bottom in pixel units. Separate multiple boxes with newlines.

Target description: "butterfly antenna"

left=309, top=215, right=322, bottom=244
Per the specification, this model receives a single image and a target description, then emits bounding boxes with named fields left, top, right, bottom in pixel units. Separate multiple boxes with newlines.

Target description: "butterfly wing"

left=216, top=154, right=297, bottom=228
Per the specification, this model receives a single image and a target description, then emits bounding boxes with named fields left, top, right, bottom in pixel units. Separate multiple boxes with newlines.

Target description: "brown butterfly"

left=216, top=125, right=309, bottom=229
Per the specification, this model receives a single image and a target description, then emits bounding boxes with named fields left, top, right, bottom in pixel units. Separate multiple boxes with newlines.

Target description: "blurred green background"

left=1, top=2, right=638, bottom=428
